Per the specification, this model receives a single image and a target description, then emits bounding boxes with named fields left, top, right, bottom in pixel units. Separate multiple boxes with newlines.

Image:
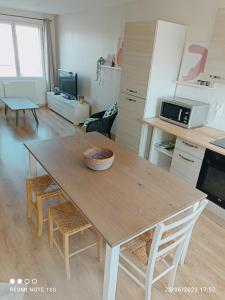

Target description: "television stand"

left=47, top=92, right=89, bottom=124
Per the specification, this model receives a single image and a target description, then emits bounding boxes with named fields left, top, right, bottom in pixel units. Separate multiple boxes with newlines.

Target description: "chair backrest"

left=104, top=112, right=117, bottom=132
left=146, top=199, right=208, bottom=283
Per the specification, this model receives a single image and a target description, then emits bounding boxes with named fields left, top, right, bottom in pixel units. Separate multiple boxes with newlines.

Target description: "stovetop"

left=211, top=138, right=225, bottom=149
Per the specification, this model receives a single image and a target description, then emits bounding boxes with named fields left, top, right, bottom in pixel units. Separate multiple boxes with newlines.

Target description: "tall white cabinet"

left=204, top=8, right=225, bottom=81
left=115, top=20, right=186, bottom=153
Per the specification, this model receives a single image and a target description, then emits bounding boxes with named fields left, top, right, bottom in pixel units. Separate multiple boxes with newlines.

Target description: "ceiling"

left=0, top=0, right=136, bottom=15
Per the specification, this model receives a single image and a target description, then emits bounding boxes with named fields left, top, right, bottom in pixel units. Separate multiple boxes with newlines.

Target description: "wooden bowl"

left=83, top=147, right=115, bottom=171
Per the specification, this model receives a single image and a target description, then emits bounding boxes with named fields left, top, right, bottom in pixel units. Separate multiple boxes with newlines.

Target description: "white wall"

left=56, top=6, right=125, bottom=114
left=56, top=0, right=225, bottom=129
left=0, top=7, right=56, bottom=105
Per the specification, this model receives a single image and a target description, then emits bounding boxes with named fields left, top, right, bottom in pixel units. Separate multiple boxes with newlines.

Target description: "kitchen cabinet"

left=116, top=94, right=145, bottom=152
left=205, top=8, right=225, bottom=81
left=140, top=117, right=225, bottom=220
left=116, top=20, right=186, bottom=153
left=120, top=22, right=156, bottom=99
left=170, top=138, right=205, bottom=186
left=175, top=138, right=205, bottom=159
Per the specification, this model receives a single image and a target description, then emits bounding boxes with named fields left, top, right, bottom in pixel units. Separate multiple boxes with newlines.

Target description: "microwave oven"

left=159, top=97, right=210, bottom=128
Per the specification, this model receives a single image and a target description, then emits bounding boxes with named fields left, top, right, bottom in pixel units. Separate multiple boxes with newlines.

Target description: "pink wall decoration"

left=116, top=38, right=123, bottom=67
left=179, top=43, right=208, bottom=82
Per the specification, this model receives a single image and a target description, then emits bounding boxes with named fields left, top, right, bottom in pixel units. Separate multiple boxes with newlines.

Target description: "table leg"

left=16, top=110, right=19, bottom=126
left=31, top=109, right=39, bottom=125
left=28, top=152, right=37, bottom=178
left=103, top=244, right=120, bottom=300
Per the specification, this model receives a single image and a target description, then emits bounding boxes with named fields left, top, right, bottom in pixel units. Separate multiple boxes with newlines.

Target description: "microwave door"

left=161, top=103, right=183, bottom=122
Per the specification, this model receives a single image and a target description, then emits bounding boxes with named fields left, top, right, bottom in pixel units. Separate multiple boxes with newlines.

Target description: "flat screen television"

left=58, top=69, right=78, bottom=99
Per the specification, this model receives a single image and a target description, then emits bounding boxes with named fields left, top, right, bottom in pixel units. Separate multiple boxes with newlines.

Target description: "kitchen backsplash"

left=176, top=83, right=225, bottom=131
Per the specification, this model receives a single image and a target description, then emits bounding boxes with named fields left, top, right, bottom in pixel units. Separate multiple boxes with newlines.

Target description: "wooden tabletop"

left=24, top=132, right=206, bottom=247
left=142, top=118, right=225, bottom=156
left=1, top=98, right=39, bottom=110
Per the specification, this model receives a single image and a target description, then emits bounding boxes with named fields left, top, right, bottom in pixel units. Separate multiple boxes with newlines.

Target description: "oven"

left=197, top=149, right=225, bottom=209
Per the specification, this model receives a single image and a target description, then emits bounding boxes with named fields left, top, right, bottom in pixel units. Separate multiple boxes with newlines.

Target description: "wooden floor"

left=0, top=108, right=225, bottom=300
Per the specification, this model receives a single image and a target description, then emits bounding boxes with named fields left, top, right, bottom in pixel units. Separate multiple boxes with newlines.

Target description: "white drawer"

left=170, top=167, right=197, bottom=186
left=175, top=138, right=205, bottom=160
left=49, top=102, right=65, bottom=114
left=170, top=148, right=203, bottom=186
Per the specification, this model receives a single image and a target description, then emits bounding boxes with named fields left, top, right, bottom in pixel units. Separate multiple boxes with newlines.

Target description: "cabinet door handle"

left=178, top=109, right=182, bottom=121
left=127, top=89, right=138, bottom=94
left=182, top=141, right=198, bottom=149
left=126, top=98, right=136, bottom=102
left=179, top=154, right=195, bottom=163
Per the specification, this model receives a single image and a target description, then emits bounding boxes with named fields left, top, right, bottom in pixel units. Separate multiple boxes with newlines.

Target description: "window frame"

left=0, top=19, right=45, bottom=79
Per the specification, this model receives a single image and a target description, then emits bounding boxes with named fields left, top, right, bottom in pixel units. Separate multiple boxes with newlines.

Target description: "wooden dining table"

left=24, top=132, right=206, bottom=300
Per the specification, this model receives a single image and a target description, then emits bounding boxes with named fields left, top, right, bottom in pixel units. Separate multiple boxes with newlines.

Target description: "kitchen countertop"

left=141, top=118, right=225, bottom=156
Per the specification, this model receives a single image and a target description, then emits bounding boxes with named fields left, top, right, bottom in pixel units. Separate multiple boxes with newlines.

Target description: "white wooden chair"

left=119, top=199, right=208, bottom=300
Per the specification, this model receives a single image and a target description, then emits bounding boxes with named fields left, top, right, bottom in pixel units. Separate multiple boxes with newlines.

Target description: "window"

left=0, top=22, right=44, bottom=77
left=0, top=23, right=16, bottom=76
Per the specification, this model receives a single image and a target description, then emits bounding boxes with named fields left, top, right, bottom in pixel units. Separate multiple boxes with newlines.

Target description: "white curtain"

left=44, top=19, right=55, bottom=91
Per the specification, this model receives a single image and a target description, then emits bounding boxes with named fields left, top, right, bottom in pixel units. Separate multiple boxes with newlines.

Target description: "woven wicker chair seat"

left=124, top=230, right=173, bottom=266
left=30, top=175, right=60, bottom=196
left=50, top=202, right=92, bottom=234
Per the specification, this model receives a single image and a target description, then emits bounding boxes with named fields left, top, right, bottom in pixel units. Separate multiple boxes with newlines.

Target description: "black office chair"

left=85, top=110, right=117, bottom=139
